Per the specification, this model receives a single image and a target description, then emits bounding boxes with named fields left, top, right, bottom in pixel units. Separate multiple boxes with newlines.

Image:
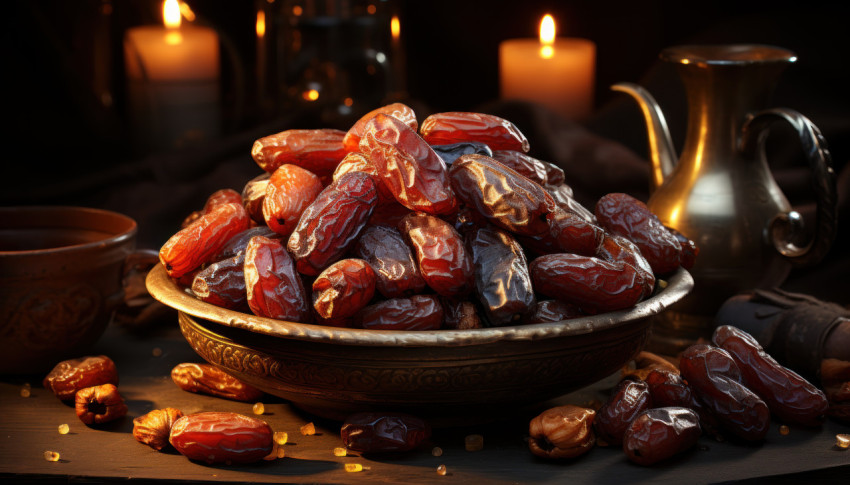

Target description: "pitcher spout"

left=612, top=83, right=677, bottom=192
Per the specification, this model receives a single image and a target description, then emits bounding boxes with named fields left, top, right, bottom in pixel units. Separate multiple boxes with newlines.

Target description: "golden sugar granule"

left=837, top=434, right=850, bottom=449
left=58, top=424, right=70, bottom=435
left=431, top=446, right=443, bottom=457
left=344, top=463, right=363, bottom=472
left=20, top=387, right=31, bottom=398
left=436, top=464, right=447, bottom=476
left=43, top=451, right=60, bottom=462
left=152, top=347, right=163, bottom=357
left=252, top=402, right=265, bottom=415
left=333, top=447, right=347, bottom=457
left=300, top=422, right=316, bottom=436
left=465, top=434, right=484, bottom=452
left=274, top=431, right=288, bottom=445
left=779, top=425, right=790, bottom=436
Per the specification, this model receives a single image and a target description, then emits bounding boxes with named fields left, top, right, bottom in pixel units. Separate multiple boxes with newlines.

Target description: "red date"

left=343, top=102, right=418, bottom=152
left=595, top=233, right=656, bottom=298
left=244, top=235, right=311, bottom=322
left=547, top=207, right=605, bottom=257
left=263, top=164, right=324, bottom=236
left=341, top=412, right=431, bottom=453
left=398, top=212, right=473, bottom=297
left=420, top=111, right=530, bottom=152
left=713, top=325, right=829, bottom=427
left=595, top=378, right=653, bottom=445
left=623, top=407, right=701, bottom=466
left=43, top=355, right=119, bottom=401
left=251, top=128, right=347, bottom=177
left=169, top=412, right=273, bottom=464
left=312, top=258, right=377, bottom=320
left=171, top=363, right=264, bottom=402
left=358, top=295, right=444, bottom=330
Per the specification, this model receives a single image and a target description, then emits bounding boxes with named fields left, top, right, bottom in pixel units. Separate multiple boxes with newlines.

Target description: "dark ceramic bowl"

left=146, top=263, right=693, bottom=424
left=0, top=206, right=146, bottom=374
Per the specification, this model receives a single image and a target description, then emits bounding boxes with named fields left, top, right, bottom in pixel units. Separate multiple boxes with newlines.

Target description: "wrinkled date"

left=623, top=407, right=701, bottom=466
left=241, top=172, right=271, bottom=224
left=440, top=297, right=484, bottom=329
left=191, top=254, right=248, bottom=310
left=171, top=363, right=264, bottom=402
left=333, top=152, right=396, bottom=205
left=358, top=295, right=443, bottom=330
left=713, top=325, right=829, bottom=427
left=287, top=171, right=378, bottom=276
left=341, top=412, right=431, bottom=453
left=169, top=412, right=273, bottom=464
left=528, top=405, right=596, bottom=459
left=449, top=154, right=556, bottom=237
left=133, top=408, right=185, bottom=450
left=547, top=183, right=596, bottom=223
left=595, top=378, right=653, bottom=446
left=595, top=233, right=656, bottom=298
left=467, top=226, right=535, bottom=326
left=526, top=300, right=584, bottom=324
left=420, top=111, right=530, bottom=152
left=312, top=258, right=377, bottom=320
left=244, top=235, right=311, bottom=322
left=43, top=355, right=119, bottom=401
left=667, top=226, right=699, bottom=270
left=359, top=113, right=458, bottom=216
left=251, top=128, right=348, bottom=177
left=530, top=253, right=646, bottom=313
left=645, top=368, right=721, bottom=438
left=490, top=150, right=556, bottom=186
left=595, top=193, right=683, bottom=275
left=399, top=212, right=474, bottom=297
left=354, top=225, right=426, bottom=298
left=75, top=383, right=128, bottom=425
left=547, top=207, right=605, bottom=257
left=262, top=164, right=324, bottom=236
left=343, top=102, right=419, bottom=152
left=679, top=344, right=770, bottom=441
left=160, top=202, right=252, bottom=278
left=210, top=226, right=279, bottom=262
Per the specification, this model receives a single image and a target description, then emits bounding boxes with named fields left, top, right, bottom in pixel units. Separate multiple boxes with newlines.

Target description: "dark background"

left=4, top=0, right=849, bottom=302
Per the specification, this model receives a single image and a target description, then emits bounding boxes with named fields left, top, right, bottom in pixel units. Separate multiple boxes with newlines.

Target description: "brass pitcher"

left=613, top=44, right=838, bottom=353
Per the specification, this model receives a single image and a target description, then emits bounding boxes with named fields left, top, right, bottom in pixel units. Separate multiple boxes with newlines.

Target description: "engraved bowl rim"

left=146, top=263, right=692, bottom=348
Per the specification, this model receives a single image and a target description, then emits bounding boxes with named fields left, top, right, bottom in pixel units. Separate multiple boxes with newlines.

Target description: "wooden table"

left=1, top=318, right=848, bottom=484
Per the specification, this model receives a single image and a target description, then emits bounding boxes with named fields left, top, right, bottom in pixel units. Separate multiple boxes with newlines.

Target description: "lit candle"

left=124, top=0, right=220, bottom=152
left=499, top=14, right=596, bottom=120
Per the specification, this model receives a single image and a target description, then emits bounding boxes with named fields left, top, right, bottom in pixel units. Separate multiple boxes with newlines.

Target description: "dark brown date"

left=449, top=154, right=556, bottom=237
left=420, top=111, right=530, bottom=152
left=341, top=412, right=431, bottom=453
left=595, top=233, right=656, bottom=298
left=399, top=212, right=474, bottom=297
left=262, top=164, right=324, bottom=236
left=312, top=258, right=376, bottom=320
left=169, top=412, right=273, bottom=464
left=171, top=362, right=264, bottom=402
left=159, top=202, right=252, bottom=278
left=679, top=344, right=770, bottom=441
left=43, top=355, right=119, bottom=401
left=645, top=368, right=722, bottom=438
left=530, top=253, right=646, bottom=313
left=623, top=407, right=701, bottom=466
left=595, top=193, right=682, bottom=275
left=440, top=298, right=484, bottom=329
left=241, top=172, right=270, bottom=224
left=546, top=183, right=596, bottom=223
left=359, top=113, right=458, bottom=216
left=354, top=225, right=426, bottom=298
left=547, top=207, right=605, bottom=257
left=287, top=171, right=378, bottom=276
left=525, top=300, right=584, bottom=324
left=244, top=235, right=311, bottom=322
left=713, top=325, right=829, bottom=427
left=191, top=254, right=247, bottom=310
left=75, top=383, right=128, bottom=425
left=467, top=226, right=535, bottom=326
left=251, top=128, right=348, bottom=177
left=595, top=378, right=653, bottom=445
left=343, top=102, right=418, bottom=152
left=667, top=226, right=699, bottom=270
left=490, top=150, right=554, bottom=186
left=358, top=295, right=444, bottom=330
left=209, top=226, right=279, bottom=263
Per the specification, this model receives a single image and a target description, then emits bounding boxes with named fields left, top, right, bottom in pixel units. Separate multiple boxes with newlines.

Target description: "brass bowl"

left=146, top=263, right=693, bottom=424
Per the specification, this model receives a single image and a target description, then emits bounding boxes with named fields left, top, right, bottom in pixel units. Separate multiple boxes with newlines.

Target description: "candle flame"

left=391, top=15, right=400, bottom=40
left=256, top=10, right=266, bottom=38
left=163, top=0, right=181, bottom=29
left=539, top=14, right=555, bottom=59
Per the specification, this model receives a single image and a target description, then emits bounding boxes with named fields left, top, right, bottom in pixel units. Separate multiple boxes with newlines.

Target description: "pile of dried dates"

left=159, top=103, right=697, bottom=329
left=528, top=324, right=832, bottom=466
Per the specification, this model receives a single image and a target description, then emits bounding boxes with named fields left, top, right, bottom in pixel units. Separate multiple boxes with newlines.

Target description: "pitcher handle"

left=739, top=108, right=838, bottom=267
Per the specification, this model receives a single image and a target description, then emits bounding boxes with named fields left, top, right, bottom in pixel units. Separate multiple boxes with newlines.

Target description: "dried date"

left=171, top=362, right=264, bottom=402
left=528, top=405, right=596, bottom=459
left=244, top=235, right=311, bottom=322
left=43, top=355, right=119, bottom=401
left=467, top=226, right=535, bottom=326
left=526, top=300, right=584, bottom=324
left=169, top=412, right=273, bottom=464
left=241, top=172, right=271, bottom=224
left=529, top=253, right=646, bottom=313
left=354, top=225, right=426, bottom=298
left=595, top=378, right=653, bottom=445
left=547, top=207, right=605, bottom=257
left=341, top=412, right=431, bottom=453
left=595, top=233, right=656, bottom=298
left=358, top=295, right=444, bottom=330
left=287, top=171, right=378, bottom=276
left=399, top=212, right=474, bottom=297
left=645, top=368, right=722, bottom=438
left=420, top=111, right=530, bottom=152
left=75, top=383, right=128, bottom=425
left=449, top=153, right=556, bottom=237
left=343, top=102, right=418, bottom=152
left=623, top=407, right=701, bottom=466
left=490, top=150, right=551, bottom=186
left=251, top=128, right=347, bottom=177
left=262, top=164, right=324, bottom=236
left=332, top=152, right=396, bottom=205
left=679, top=344, right=770, bottom=441
left=359, top=113, right=458, bottom=216
left=191, top=254, right=248, bottom=310
left=133, top=408, right=184, bottom=450
left=312, top=258, right=377, bottom=320
left=713, top=325, right=829, bottom=427
left=440, top=298, right=484, bottom=329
